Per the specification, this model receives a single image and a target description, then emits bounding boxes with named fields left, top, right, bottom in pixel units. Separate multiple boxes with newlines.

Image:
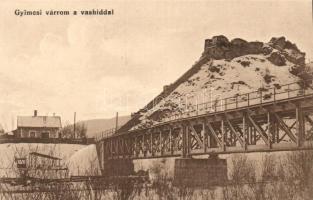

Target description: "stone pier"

left=173, top=156, right=227, bottom=187
left=102, top=159, right=134, bottom=176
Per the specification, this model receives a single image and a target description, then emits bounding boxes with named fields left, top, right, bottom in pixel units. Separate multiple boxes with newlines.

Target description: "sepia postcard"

left=0, top=0, right=313, bottom=199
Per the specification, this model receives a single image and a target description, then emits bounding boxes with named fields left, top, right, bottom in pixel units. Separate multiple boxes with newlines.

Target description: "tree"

left=0, top=123, right=5, bottom=135
left=60, top=123, right=87, bottom=139
left=223, top=154, right=256, bottom=200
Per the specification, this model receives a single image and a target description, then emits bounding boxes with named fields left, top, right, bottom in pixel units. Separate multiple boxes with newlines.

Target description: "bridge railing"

left=94, top=126, right=121, bottom=142
left=97, top=78, right=313, bottom=140
left=162, top=79, right=313, bottom=122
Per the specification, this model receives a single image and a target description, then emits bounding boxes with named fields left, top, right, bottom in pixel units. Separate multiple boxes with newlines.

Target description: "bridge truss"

left=97, top=79, right=313, bottom=166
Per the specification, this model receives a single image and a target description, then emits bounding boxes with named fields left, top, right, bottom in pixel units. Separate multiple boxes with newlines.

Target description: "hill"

left=120, top=35, right=312, bottom=131
left=77, top=115, right=131, bottom=138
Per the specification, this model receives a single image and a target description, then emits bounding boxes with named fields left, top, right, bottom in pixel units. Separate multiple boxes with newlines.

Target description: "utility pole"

left=73, top=112, right=76, bottom=139
left=115, top=112, right=119, bottom=132
left=11, top=116, right=14, bottom=131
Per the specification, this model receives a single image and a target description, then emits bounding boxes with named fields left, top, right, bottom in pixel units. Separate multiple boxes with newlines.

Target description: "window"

left=30, top=131, right=36, bottom=138
left=41, top=132, right=50, bottom=139
left=22, top=131, right=28, bottom=138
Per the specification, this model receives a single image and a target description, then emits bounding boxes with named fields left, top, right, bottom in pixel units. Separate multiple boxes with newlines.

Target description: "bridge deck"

left=96, top=79, right=313, bottom=163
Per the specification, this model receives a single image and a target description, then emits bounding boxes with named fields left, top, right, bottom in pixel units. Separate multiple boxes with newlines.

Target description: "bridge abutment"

left=101, top=159, right=134, bottom=176
left=173, top=156, right=227, bottom=187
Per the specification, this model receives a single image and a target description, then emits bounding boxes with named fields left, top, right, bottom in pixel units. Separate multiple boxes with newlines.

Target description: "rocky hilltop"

left=204, top=36, right=304, bottom=64
left=203, top=36, right=308, bottom=79
left=120, top=36, right=312, bottom=131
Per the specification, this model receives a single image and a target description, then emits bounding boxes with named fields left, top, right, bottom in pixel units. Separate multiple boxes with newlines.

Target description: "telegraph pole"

left=73, top=112, right=76, bottom=139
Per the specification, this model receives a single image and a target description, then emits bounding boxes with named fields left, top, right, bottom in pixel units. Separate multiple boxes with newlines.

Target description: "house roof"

left=17, top=116, right=62, bottom=128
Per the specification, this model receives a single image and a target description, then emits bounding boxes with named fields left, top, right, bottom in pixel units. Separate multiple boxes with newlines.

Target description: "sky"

left=0, top=0, right=312, bottom=131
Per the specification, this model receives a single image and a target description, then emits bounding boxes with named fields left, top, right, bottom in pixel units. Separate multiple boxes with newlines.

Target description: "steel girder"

left=97, top=97, right=313, bottom=174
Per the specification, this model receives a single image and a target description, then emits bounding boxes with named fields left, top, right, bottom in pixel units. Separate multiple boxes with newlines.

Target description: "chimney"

left=34, top=110, right=37, bottom=117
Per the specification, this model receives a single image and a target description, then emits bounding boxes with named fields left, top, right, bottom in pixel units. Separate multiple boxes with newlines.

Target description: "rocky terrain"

left=126, top=36, right=312, bottom=130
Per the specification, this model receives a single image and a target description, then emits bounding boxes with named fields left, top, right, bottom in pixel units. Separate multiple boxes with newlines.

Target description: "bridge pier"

left=173, top=155, right=227, bottom=187
left=101, top=159, right=134, bottom=177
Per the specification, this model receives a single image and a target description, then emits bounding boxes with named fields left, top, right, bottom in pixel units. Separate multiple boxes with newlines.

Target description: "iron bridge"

left=96, top=79, right=313, bottom=165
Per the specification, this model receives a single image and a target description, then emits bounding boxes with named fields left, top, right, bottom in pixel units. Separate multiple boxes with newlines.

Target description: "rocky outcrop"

left=269, top=37, right=305, bottom=65
left=267, top=52, right=286, bottom=66
left=290, top=63, right=313, bottom=80
left=289, top=65, right=305, bottom=76
left=269, top=37, right=300, bottom=52
left=262, top=45, right=273, bottom=55
left=203, top=35, right=306, bottom=66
